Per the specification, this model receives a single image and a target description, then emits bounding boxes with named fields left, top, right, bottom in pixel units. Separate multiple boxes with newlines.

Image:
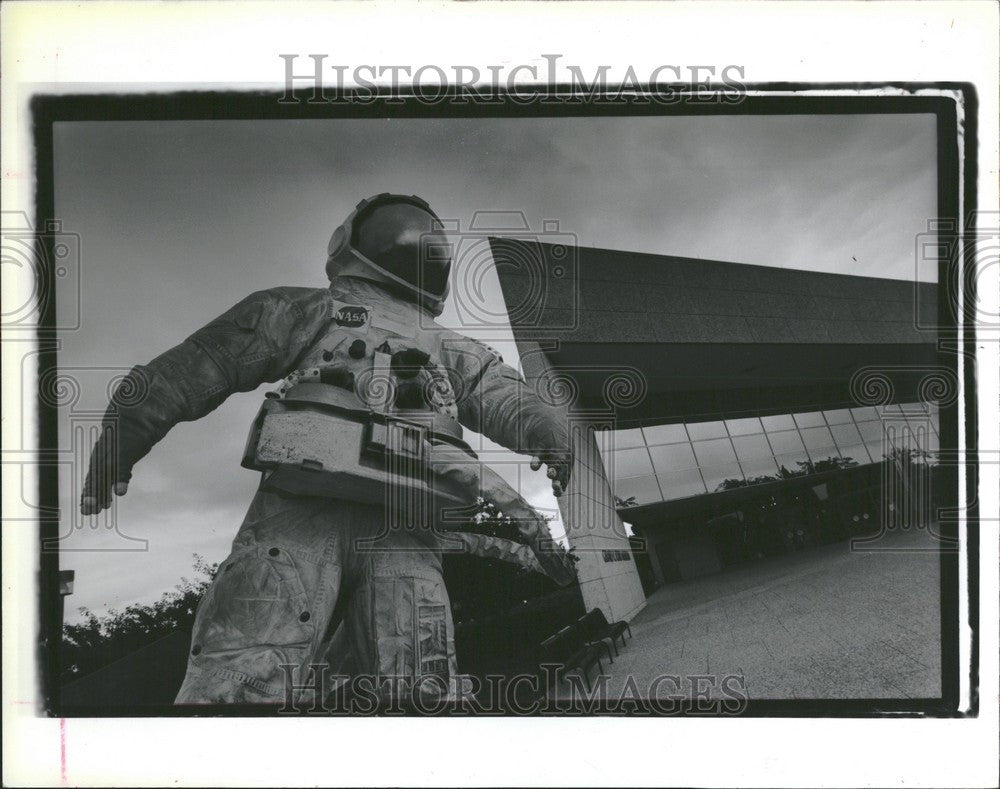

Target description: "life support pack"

left=241, top=295, right=473, bottom=511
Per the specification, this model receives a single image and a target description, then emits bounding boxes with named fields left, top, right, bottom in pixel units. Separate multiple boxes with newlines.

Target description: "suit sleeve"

left=83, top=289, right=320, bottom=502
left=442, top=337, right=569, bottom=457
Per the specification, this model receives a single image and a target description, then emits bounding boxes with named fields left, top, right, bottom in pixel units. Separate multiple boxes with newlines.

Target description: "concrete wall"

left=513, top=338, right=647, bottom=623
left=557, top=420, right=648, bottom=623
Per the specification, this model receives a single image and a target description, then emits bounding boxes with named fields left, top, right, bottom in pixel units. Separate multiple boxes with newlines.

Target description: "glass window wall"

left=602, top=401, right=937, bottom=507
left=612, top=474, right=661, bottom=506
left=761, top=413, right=795, bottom=431
left=725, top=416, right=764, bottom=436
left=686, top=420, right=728, bottom=441
left=605, top=447, right=654, bottom=478
left=732, top=433, right=772, bottom=462
left=648, top=442, right=698, bottom=476
left=701, top=462, right=745, bottom=491
left=608, top=426, right=646, bottom=450
left=692, top=437, right=737, bottom=466
left=656, top=468, right=708, bottom=500
left=793, top=411, right=826, bottom=428
left=641, top=423, right=689, bottom=446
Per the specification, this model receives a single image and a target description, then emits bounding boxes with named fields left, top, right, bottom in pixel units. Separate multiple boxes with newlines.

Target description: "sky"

left=51, top=112, right=937, bottom=620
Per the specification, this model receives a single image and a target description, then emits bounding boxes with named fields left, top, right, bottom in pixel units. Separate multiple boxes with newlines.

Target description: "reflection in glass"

left=928, top=409, right=940, bottom=437
left=837, top=443, right=871, bottom=465
left=855, top=420, right=885, bottom=443
left=807, top=452, right=844, bottom=471
left=692, top=437, right=737, bottom=466
left=767, top=429, right=805, bottom=454
left=657, top=468, right=708, bottom=501
left=606, top=427, right=645, bottom=450
left=793, top=411, right=826, bottom=428
left=761, top=413, right=795, bottom=431
left=902, top=401, right=931, bottom=417
left=774, top=451, right=812, bottom=477
left=903, top=412, right=936, bottom=440
left=648, top=441, right=698, bottom=475
left=593, top=430, right=612, bottom=459
left=641, top=423, right=688, bottom=446
left=686, top=420, right=728, bottom=440
left=879, top=421, right=909, bottom=451
left=702, top=462, right=746, bottom=491
left=739, top=455, right=780, bottom=483
left=850, top=406, right=879, bottom=421
left=607, top=447, right=653, bottom=478
left=799, top=426, right=836, bottom=453
left=732, top=433, right=773, bottom=461
left=612, top=474, right=662, bottom=506
left=822, top=408, right=854, bottom=425
left=725, top=416, right=764, bottom=436
left=921, top=430, right=940, bottom=462
left=885, top=425, right=922, bottom=455
left=603, top=401, right=938, bottom=507
left=829, top=422, right=864, bottom=448
left=862, top=440, right=887, bottom=461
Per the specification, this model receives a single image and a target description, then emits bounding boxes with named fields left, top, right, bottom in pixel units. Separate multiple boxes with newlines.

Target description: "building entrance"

left=636, top=464, right=887, bottom=588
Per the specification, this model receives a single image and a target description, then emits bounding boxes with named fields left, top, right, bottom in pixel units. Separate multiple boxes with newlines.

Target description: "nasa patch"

left=331, top=300, right=371, bottom=330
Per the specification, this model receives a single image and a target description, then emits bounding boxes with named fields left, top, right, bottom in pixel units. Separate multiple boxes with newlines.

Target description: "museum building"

left=490, top=237, right=943, bottom=624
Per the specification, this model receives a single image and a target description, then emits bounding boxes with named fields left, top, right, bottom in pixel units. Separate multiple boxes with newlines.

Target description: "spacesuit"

left=81, top=194, right=574, bottom=705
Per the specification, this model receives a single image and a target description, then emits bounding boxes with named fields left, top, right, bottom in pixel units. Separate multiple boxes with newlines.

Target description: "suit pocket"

left=191, top=545, right=314, bottom=655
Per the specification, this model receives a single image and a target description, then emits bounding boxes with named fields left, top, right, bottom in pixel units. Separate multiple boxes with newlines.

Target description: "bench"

left=539, top=624, right=612, bottom=692
left=576, top=608, right=632, bottom=657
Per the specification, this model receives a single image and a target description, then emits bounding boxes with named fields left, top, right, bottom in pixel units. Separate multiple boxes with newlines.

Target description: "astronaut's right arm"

left=80, top=289, right=319, bottom=514
left=443, top=337, right=574, bottom=497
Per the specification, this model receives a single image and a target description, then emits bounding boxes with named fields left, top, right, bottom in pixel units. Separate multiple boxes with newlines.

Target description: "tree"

left=61, top=555, right=217, bottom=684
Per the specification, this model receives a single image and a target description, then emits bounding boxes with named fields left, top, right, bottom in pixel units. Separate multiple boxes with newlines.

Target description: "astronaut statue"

left=81, top=194, right=576, bottom=705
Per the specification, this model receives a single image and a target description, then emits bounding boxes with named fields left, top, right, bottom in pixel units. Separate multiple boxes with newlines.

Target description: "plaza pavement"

left=571, top=527, right=942, bottom=702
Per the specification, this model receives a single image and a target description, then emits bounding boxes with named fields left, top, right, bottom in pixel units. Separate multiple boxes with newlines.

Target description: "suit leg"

left=342, top=524, right=457, bottom=705
left=175, top=490, right=352, bottom=706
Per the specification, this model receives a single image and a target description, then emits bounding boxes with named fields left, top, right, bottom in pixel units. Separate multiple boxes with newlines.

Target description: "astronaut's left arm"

left=446, top=340, right=574, bottom=496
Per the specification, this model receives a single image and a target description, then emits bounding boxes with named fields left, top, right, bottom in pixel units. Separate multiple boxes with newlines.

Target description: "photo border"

left=29, top=83, right=978, bottom=719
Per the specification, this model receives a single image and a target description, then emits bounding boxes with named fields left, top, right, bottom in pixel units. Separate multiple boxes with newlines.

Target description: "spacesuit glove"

left=80, top=424, right=132, bottom=515
left=529, top=447, right=574, bottom=498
